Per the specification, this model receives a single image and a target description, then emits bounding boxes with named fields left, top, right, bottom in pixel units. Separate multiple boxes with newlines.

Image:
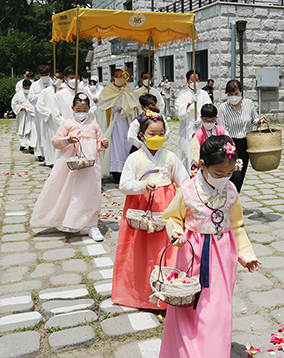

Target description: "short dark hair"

left=72, top=92, right=90, bottom=107
left=201, top=103, right=218, bottom=118
left=111, top=68, right=122, bottom=77
left=89, top=79, right=97, bottom=85
left=23, top=69, right=30, bottom=75
left=23, top=79, right=32, bottom=87
left=186, top=70, right=200, bottom=81
left=139, top=93, right=157, bottom=108
left=200, top=135, right=237, bottom=167
left=225, top=79, right=242, bottom=94
left=140, top=71, right=148, bottom=79
left=26, top=72, right=35, bottom=79
left=81, top=71, right=89, bottom=79
left=37, top=65, right=51, bottom=75
left=207, top=79, right=214, bottom=84
left=63, top=65, right=76, bottom=77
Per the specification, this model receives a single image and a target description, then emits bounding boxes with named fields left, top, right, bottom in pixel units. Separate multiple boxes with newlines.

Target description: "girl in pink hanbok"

left=30, top=93, right=108, bottom=242
left=112, top=112, right=189, bottom=310
left=159, top=135, right=261, bottom=358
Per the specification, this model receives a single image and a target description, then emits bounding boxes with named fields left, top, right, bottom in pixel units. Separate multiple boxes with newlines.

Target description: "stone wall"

left=91, top=1, right=284, bottom=120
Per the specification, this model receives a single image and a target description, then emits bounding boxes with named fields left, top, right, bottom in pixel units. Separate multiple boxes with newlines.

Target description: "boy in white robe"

left=85, top=77, right=103, bottom=121
left=175, top=70, right=211, bottom=173
left=37, top=79, right=60, bottom=167
left=51, top=66, right=83, bottom=128
left=15, top=69, right=30, bottom=93
left=28, top=65, right=52, bottom=161
left=11, top=79, right=37, bottom=151
left=134, top=71, right=165, bottom=116
left=97, top=68, right=140, bottom=183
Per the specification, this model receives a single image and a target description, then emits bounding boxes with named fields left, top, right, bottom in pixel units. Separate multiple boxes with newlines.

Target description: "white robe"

left=85, top=85, right=103, bottom=121
left=175, top=87, right=211, bottom=173
left=11, top=91, right=36, bottom=148
left=28, top=78, right=52, bottom=156
left=15, top=79, right=24, bottom=93
left=51, top=87, right=75, bottom=128
left=134, top=86, right=165, bottom=116
left=37, top=87, right=60, bottom=166
left=97, top=83, right=140, bottom=176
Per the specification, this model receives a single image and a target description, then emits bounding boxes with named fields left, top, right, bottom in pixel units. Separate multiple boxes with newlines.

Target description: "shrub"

left=0, top=74, right=22, bottom=118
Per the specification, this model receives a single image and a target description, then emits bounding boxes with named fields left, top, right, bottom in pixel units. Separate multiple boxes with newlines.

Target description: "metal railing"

left=158, top=0, right=284, bottom=13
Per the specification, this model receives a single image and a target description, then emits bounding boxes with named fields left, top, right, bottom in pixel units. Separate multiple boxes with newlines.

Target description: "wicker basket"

left=246, top=124, right=282, bottom=171
left=66, top=141, right=95, bottom=170
left=149, top=240, right=201, bottom=307
left=126, top=190, right=166, bottom=233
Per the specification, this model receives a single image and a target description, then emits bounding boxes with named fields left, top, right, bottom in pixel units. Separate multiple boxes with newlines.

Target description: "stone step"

left=114, top=338, right=162, bottom=358
left=0, top=331, right=40, bottom=358
left=99, top=298, right=138, bottom=314
left=41, top=299, right=95, bottom=319
left=93, top=279, right=112, bottom=296
left=101, top=312, right=160, bottom=336
left=48, top=326, right=95, bottom=351
left=88, top=268, right=113, bottom=281
left=0, top=292, right=34, bottom=314
left=83, top=243, right=110, bottom=256
left=39, top=284, right=89, bottom=303
left=93, top=256, right=114, bottom=268
left=1, top=233, right=30, bottom=242
left=0, top=311, right=42, bottom=332
left=44, top=309, right=98, bottom=330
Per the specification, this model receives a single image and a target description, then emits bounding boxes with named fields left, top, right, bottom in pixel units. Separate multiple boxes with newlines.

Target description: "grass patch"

left=168, top=117, right=179, bottom=122
left=73, top=250, right=93, bottom=262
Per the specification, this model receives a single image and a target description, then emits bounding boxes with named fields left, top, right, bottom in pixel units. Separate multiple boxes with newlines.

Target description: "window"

left=97, top=67, right=103, bottom=82
left=125, top=61, right=134, bottom=82
left=159, top=55, right=174, bottom=82
left=124, top=1, right=132, bottom=10
left=109, top=64, right=116, bottom=78
left=187, top=50, right=208, bottom=81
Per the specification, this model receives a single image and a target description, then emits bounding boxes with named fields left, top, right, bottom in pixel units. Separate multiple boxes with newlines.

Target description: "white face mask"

left=89, top=85, right=97, bottom=92
left=74, top=112, right=88, bottom=121
left=41, top=76, right=50, bottom=83
left=114, top=77, right=125, bottom=87
left=205, top=170, right=230, bottom=191
left=227, top=95, right=242, bottom=105
left=143, top=79, right=151, bottom=87
left=23, top=89, right=29, bottom=95
left=203, top=122, right=215, bottom=131
left=52, top=78, right=59, bottom=87
left=68, top=78, right=79, bottom=89
left=189, top=82, right=200, bottom=90
left=82, top=78, right=89, bottom=83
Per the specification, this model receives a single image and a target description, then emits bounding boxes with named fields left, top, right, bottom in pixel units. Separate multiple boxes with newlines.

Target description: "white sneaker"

left=88, top=227, right=104, bottom=242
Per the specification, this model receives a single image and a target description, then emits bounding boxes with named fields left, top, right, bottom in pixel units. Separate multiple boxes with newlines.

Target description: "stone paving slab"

left=0, top=331, right=40, bottom=358
left=93, top=257, right=114, bottom=268
left=41, top=299, right=95, bottom=319
left=251, top=243, right=273, bottom=256
left=232, top=313, right=271, bottom=332
left=45, top=309, right=98, bottom=330
left=237, top=271, right=273, bottom=289
left=93, top=279, right=113, bottom=296
left=50, top=273, right=82, bottom=286
left=4, top=211, right=27, bottom=217
left=2, top=224, right=26, bottom=234
left=35, top=241, right=65, bottom=250
left=83, top=243, right=110, bottom=256
left=248, top=288, right=284, bottom=307
left=1, top=266, right=29, bottom=283
left=1, top=242, right=29, bottom=253
left=0, top=253, right=37, bottom=267
left=259, top=256, right=284, bottom=269
left=101, top=312, right=160, bottom=336
left=3, top=217, right=27, bottom=224
left=0, top=280, right=42, bottom=296
left=1, top=233, right=30, bottom=242
left=114, top=338, right=161, bottom=358
left=62, top=259, right=88, bottom=272
left=42, top=248, right=75, bottom=261
left=99, top=298, right=138, bottom=314
left=88, top=268, right=113, bottom=281
left=48, top=326, right=95, bottom=351
left=39, top=285, right=89, bottom=303
left=30, top=263, right=55, bottom=278
left=0, top=311, right=42, bottom=332
left=0, top=292, right=33, bottom=314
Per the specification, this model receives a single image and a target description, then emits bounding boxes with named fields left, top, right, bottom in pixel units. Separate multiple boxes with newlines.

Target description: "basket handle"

left=258, top=122, right=272, bottom=134
left=144, top=189, right=156, bottom=218
left=74, top=139, right=87, bottom=158
left=157, top=239, right=195, bottom=284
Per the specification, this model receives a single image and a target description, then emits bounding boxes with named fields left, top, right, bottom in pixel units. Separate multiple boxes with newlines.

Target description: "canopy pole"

left=53, top=41, right=57, bottom=93
left=192, top=22, right=197, bottom=121
left=75, top=5, right=80, bottom=95
left=148, top=35, right=151, bottom=94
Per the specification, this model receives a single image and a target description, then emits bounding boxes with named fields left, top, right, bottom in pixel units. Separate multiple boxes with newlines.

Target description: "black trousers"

left=230, top=137, right=249, bottom=193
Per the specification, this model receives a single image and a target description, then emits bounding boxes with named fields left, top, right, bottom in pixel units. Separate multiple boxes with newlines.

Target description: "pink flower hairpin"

left=146, top=109, right=161, bottom=121
left=223, top=142, right=236, bottom=159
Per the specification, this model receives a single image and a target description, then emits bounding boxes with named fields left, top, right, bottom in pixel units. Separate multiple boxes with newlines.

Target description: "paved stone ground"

left=1, top=118, right=284, bottom=357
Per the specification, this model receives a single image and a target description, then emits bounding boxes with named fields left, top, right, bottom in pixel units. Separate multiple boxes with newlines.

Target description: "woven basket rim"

left=247, top=148, right=282, bottom=153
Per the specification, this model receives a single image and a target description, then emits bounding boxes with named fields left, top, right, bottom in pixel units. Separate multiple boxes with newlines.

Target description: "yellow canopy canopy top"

left=51, top=8, right=197, bottom=49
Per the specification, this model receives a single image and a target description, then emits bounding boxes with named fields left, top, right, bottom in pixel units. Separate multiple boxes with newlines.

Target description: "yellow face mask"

left=145, top=135, right=165, bottom=150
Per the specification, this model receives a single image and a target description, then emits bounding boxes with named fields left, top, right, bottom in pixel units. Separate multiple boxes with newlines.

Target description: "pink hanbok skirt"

left=159, top=229, right=238, bottom=358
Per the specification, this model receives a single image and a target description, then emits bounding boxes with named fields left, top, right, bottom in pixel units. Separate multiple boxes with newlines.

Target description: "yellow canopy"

left=51, top=8, right=197, bottom=48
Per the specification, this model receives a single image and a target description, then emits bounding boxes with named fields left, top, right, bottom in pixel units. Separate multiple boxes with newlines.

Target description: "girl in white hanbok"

left=30, top=93, right=108, bottom=241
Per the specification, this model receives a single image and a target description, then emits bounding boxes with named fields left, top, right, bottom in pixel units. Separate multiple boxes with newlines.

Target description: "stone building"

left=91, top=0, right=284, bottom=120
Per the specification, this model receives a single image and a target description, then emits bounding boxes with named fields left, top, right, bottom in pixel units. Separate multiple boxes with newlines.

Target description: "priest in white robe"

left=11, top=79, right=37, bottom=151
left=28, top=65, right=52, bottom=161
left=85, top=77, right=103, bottom=121
left=97, top=69, right=140, bottom=183
left=175, top=70, right=211, bottom=173
left=134, top=71, right=165, bottom=115
left=37, top=81, right=60, bottom=167
left=15, top=69, right=30, bottom=93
